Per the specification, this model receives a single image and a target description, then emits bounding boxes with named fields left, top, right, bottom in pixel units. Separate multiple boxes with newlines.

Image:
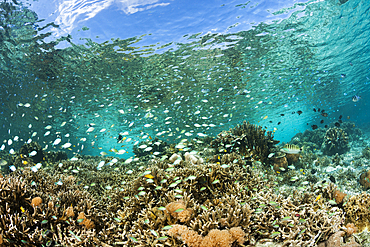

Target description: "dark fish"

left=269, top=121, right=272, bottom=123
left=320, top=120, right=324, bottom=124
left=338, top=119, right=343, bottom=123
left=339, top=115, right=343, bottom=119
left=292, top=111, right=295, bottom=114
left=311, top=168, right=317, bottom=174
left=329, top=175, right=336, bottom=183
left=325, top=125, right=328, bottom=128
left=117, top=134, right=123, bottom=143
left=352, top=95, right=361, bottom=102
left=313, top=108, right=316, bottom=112
left=297, top=110, right=303, bottom=115
left=341, top=74, right=346, bottom=78
left=321, top=112, right=328, bottom=117
left=281, top=114, right=285, bottom=116
left=278, top=122, right=281, bottom=125
left=350, top=62, right=353, bottom=66
left=311, top=125, right=318, bottom=130
left=334, top=122, right=340, bottom=127
left=318, top=108, right=321, bottom=112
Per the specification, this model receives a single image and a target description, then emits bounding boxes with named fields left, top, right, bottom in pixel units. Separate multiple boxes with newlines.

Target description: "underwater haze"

left=0, top=0, right=369, bottom=158
left=0, top=0, right=370, bottom=158
left=2, top=0, right=370, bottom=246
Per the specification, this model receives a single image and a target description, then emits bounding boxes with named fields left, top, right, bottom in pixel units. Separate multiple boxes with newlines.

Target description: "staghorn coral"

left=321, top=127, right=350, bottom=156
left=0, top=167, right=104, bottom=246
left=343, top=193, right=370, bottom=232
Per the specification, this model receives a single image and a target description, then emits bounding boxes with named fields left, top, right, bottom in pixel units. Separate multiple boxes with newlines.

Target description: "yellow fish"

left=144, top=174, right=154, bottom=179
left=20, top=206, right=25, bottom=213
left=314, top=195, right=321, bottom=202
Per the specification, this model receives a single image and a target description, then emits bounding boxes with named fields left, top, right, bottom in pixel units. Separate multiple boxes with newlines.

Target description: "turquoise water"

left=1, top=0, right=370, bottom=246
left=0, top=0, right=369, bottom=158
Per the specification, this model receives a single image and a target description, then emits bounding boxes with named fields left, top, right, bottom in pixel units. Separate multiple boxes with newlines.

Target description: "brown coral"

left=31, top=196, right=42, bottom=207
left=344, top=223, right=357, bottom=236
left=286, top=153, right=300, bottom=164
left=359, top=170, right=370, bottom=190
left=334, top=190, right=347, bottom=204
left=65, top=206, right=75, bottom=218
left=168, top=224, right=246, bottom=247
left=317, top=231, right=360, bottom=247
left=273, top=156, right=288, bottom=172
left=77, top=212, right=95, bottom=229
left=166, top=200, right=193, bottom=222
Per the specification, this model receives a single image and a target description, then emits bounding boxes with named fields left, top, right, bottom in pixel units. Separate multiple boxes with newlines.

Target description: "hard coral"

left=334, top=190, right=347, bottom=204
left=317, top=231, right=360, bottom=247
left=31, top=196, right=42, bottom=207
left=77, top=212, right=95, bottom=229
left=322, top=127, right=350, bottom=156
left=166, top=200, right=193, bottom=222
left=211, top=121, right=279, bottom=164
left=343, top=193, right=370, bottom=232
left=168, top=224, right=246, bottom=247
left=359, top=170, right=370, bottom=190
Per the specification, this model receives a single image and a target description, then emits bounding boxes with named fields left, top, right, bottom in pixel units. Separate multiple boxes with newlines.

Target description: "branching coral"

left=322, top=127, right=350, bottom=156
left=343, top=193, right=370, bottom=232
left=211, top=121, right=279, bottom=164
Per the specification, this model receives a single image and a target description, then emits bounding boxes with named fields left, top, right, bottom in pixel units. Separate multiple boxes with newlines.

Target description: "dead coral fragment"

left=31, top=196, right=42, bottom=207
left=168, top=224, right=246, bottom=247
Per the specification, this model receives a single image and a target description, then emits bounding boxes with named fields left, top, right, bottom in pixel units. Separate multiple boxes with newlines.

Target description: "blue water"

left=0, top=0, right=369, bottom=159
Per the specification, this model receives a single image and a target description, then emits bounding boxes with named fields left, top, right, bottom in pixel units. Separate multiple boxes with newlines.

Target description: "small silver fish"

left=352, top=95, right=361, bottom=102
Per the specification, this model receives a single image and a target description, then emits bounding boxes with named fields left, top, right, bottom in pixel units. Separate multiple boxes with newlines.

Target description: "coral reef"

left=343, top=193, right=370, bottom=232
left=211, top=121, right=279, bottom=164
left=360, top=170, right=370, bottom=190
left=362, top=146, right=370, bottom=159
left=1, top=116, right=368, bottom=247
left=322, top=127, right=350, bottom=156
left=317, top=231, right=360, bottom=247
